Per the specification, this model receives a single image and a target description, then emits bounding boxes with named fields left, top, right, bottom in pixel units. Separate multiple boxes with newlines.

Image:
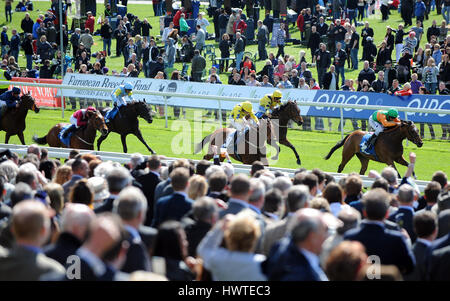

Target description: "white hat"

left=88, top=177, right=110, bottom=201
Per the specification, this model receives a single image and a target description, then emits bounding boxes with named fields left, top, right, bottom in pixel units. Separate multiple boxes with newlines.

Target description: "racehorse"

left=1, top=92, right=40, bottom=144
left=33, top=109, right=108, bottom=150
left=324, top=120, right=423, bottom=176
left=97, top=101, right=155, bottom=154
left=194, top=117, right=279, bottom=165
left=270, top=100, right=304, bottom=165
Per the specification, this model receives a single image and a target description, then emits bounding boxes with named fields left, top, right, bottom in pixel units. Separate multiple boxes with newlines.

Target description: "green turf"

left=1, top=108, right=448, bottom=181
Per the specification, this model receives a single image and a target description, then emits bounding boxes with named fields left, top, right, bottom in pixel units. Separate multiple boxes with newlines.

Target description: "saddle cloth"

left=359, top=133, right=379, bottom=160
left=58, top=124, right=74, bottom=147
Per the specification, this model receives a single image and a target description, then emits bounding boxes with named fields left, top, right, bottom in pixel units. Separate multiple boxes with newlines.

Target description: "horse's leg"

left=4, top=133, right=11, bottom=144
left=338, top=149, right=356, bottom=173
left=121, top=134, right=128, bottom=153
left=356, top=153, right=370, bottom=175
left=386, top=160, right=402, bottom=178
left=97, top=132, right=110, bottom=151
left=17, top=132, right=26, bottom=145
left=279, top=138, right=301, bottom=165
left=133, top=130, right=155, bottom=154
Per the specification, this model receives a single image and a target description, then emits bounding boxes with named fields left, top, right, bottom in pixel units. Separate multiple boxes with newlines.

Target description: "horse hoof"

left=296, top=159, right=301, bottom=165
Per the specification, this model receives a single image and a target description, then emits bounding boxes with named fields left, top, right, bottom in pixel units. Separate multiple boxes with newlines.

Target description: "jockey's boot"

left=62, top=124, right=77, bottom=138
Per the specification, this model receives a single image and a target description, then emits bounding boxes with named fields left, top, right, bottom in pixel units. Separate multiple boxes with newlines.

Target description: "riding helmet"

left=86, top=106, right=96, bottom=112
left=124, top=82, right=134, bottom=91
left=272, top=90, right=282, bottom=100
left=12, top=87, right=21, bottom=94
left=242, top=101, right=253, bottom=112
left=388, top=108, right=399, bottom=118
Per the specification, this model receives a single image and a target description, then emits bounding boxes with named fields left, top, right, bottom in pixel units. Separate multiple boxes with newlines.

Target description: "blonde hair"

left=188, top=175, right=208, bottom=200
left=54, top=165, right=72, bottom=185
left=224, top=211, right=261, bottom=252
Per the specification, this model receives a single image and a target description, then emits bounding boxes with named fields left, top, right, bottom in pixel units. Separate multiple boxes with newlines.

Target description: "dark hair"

left=170, top=167, right=190, bottom=191
left=10, top=182, right=33, bottom=207
left=153, top=220, right=185, bottom=260
left=432, top=171, right=447, bottom=188
left=323, top=183, right=343, bottom=204
left=196, top=160, right=211, bottom=176
left=371, top=178, right=389, bottom=191
left=230, top=174, right=251, bottom=196
left=16, top=170, right=36, bottom=187
left=362, top=189, right=390, bottom=221
left=71, top=159, right=86, bottom=173
left=312, top=168, right=325, bottom=184
left=148, top=155, right=161, bottom=170
left=413, top=211, right=437, bottom=238
left=251, top=161, right=265, bottom=176
left=39, top=160, right=56, bottom=181
left=345, top=175, right=363, bottom=197
left=424, top=181, right=442, bottom=204
left=69, top=179, right=94, bottom=206
left=263, top=188, right=283, bottom=213
left=209, top=172, right=227, bottom=192
left=297, top=173, right=318, bottom=192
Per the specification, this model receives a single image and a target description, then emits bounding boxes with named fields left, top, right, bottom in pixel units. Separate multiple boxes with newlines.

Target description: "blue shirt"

left=415, top=1, right=426, bottom=17
left=0, top=91, right=19, bottom=108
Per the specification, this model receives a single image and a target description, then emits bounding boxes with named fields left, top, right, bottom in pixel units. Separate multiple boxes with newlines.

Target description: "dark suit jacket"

left=62, top=175, right=84, bottom=202
left=388, top=207, right=416, bottom=243
left=136, top=171, right=161, bottom=227
left=138, top=225, right=158, bottom=253
left=218, top=198, right=249, bottom=218
left=428, top=245, right=450, bottom=281
left=152, top=192, right=194, bottom=228
left=0, top=203, right=12, bottom=220
left=0, top=245, right=65, bottom=281
left=121, top=228, right=151, bottom=273
left=322, top=71, right=340, bottom=90
left=154, top=178, right=171, bottom=203
left=94, top=196, right=117, bottom=214
left=344, top=222, right=415, bottom=274
left=404, top=240, right=429, bottom=281
left=263, top=238, right=322, bottom=281
left=44, top=232, right=82, bottom=266
left=183, top=217, right=212, bottom=257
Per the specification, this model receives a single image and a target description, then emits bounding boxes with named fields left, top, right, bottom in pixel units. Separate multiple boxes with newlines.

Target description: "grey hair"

left=259, top=175, right=273, bottom=191
left=130, top=153, right=144, bottom=168
left=61, top=203, right=95, bottom=233
left=0, top=160, right=19, bottom=183
left=381, top=167, right=397, bottom=185
left=337, top=206, right=361, bottom=235
left=106, top=166, right=131, bottom=193
left=273, top=176, right=293, bottom=193
left=205, top=165, right=223, bottom=180
left=192, top=196, right=218, bottom=222
left=221, top=163, right=234, bottom=179
left=287, top=185, right=310, bottom=212
left=289, top=209, right=324, bottom=244
left=397, top=184, right=415, bottom=204
left=114, top=186, right=148, bottom=221
left=249, top=178, right=266, bottom=204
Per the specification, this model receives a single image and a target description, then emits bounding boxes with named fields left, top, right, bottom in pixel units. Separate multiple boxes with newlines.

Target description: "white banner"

left=61, top=74, right=316, bottom=113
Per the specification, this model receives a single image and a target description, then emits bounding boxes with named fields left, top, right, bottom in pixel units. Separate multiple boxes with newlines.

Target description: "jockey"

left=105, top=82, right=134, bottom=123
left=255, top=90, right=283, bottom=119
left=62, top=106, right=97, bottom=138
left=222, top=101, right=258, bottom=149
left=362, top=108, right=401, bottom=152
left=0, top=87, right=21, bottom=119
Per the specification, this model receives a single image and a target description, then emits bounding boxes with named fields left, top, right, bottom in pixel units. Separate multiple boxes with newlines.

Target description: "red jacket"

left=297, top=14, right=304, bottom=32
left=394, top=89, right=412, bottom=96
left=85, top=16, right=95, bottom=34
left=173, top=10, right=182, bottom=27
left=73, top=109, right=89, bottom=127
left=233, top=20, right=247, bottom=34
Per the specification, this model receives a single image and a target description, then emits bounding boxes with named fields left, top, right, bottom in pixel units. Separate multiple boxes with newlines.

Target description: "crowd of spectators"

left=0, top=144, right=449, bottom=281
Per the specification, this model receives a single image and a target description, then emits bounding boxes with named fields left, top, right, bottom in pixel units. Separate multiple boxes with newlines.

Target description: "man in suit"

left=183, top=196, right=219, bottom=257
left=114, top=187, right=151, bottom=273
left=63, top=159, right=89, bottom=203
left=314, top=43, right=331, bottom=88
left=344, top=188, right=416, bottom=275
left=416, top=181, right=441, bottom=213
left=45, top=204, right=95, bottom=266
left=154, top=159, right=191, bottom=202
left=136, top=155, right=162, bottom=227
left=389, top=184, right=417, bottom=242
left=256, top=20, right=268, bottom=60
left=262, top=185, right=310, bottom=256
left=322, top=65, right=339, bottom=91
left=152, top=167, right=194, bottom=228
left=206, top=171, right=229, bottom=203
left=263, top=208, right=330, bottom=281
left=219, top=174, right=252, bottom=218
left=95, top=167, right=132, bottom=214
left=404, top=211, right=438, bottom=280
left=0, top=201, right=65, bottom=280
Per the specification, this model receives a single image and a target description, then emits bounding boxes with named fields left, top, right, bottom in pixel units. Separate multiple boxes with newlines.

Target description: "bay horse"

left=270, top=100, right=304, bottom=165
left=1, top=92, right=40, bottom=144
left=97, top=101, right=155, bottom=154
left=33, top=110, right=108, bottom=150
left=324, top=120, right=423, bottom=176
left=194, top=117, right=279, bottom=165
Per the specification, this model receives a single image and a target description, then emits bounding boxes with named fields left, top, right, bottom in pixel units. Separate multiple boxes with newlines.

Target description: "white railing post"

left=218, top=98, right=223, bottom=124
left=164, top=96, right=168, bottom=129
left=340, top=107, right=344, bottom=140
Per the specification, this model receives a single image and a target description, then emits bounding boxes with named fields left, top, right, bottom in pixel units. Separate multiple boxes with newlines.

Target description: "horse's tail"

left=32, top=134, right=47, bottom=145
left=324, top=134, right=351, bottom=160
left=194, top=134, right=212, bottom=154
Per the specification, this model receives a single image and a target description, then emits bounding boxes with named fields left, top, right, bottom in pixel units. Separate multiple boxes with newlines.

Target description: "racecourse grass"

left=1, top=108, right=448, bottom=181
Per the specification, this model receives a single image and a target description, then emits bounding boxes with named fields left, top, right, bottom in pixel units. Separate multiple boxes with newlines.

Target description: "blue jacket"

left=1, top=32, right=9, bottom=46
left=10, top=34, right=20, bottom=51
left=263, top=238, right=324, bottom=281
left=344, top=222, right=416, bottom=274
left=388, top=207, right=416, bottom=243
left=152, top=192, right=193, bottom=228
left=0, top=91, right=20, bottom=108
left=32, top=22, right=40, bottom=40
left=415, top=1, right=426, bottom=17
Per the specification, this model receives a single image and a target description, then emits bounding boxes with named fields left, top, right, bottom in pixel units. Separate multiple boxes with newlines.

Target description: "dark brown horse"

left=270, top=100, right=304, bottom=165
left=324, top=120, right=423, bottom=176
left=33, top=110, right=108, bottom=150
left=1, top=92, right=40, bottom=144
left=97, top=101, right=154, bottom=153
left=194, top=117, right=279, bottom=165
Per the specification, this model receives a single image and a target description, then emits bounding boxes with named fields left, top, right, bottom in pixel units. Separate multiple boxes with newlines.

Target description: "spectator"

left=191, top=50, right=206, bottom=82
left=323, top=65, right=339, bottom=90
left=194, top=25, right=206, bottom=53
left=415, top=0, right=427, bottom=23
left=324, top=241, right=367, bottom=281
left=256, top=20, right=268, bottom=61
left=308, top=26, right=321, bottom=59
left=84, top=11, right=95, bottom=34
left=94, top=166, right=132, bottom=214
left=314, top=43, right=331, bottom=87
left=410, top=73, right=423, bottom=94
left=100, top=19, right=113, bottom=57
left=79, top=28, right=94, bottom=53
left=422, top=57, right=439, bottom=94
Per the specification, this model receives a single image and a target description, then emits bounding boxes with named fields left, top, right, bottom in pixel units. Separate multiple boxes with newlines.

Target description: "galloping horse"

left=97, top=101, right=155, bottom=153
left=324, top=120, right=423, bottom=176
left=33, top=110, right=108, bottom=150
left=194, top=117, right=279, bottom=165
left=270, top=100, right=304, bottom=165
left=1, top=92, right=40, bottom=144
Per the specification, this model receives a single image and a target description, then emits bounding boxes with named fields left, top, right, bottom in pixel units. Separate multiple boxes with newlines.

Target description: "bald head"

left=337, top=207, right=361, bottom=235
left=12, top=200, right=50, bottom=246
left=61, top=203, right=96, bottom=242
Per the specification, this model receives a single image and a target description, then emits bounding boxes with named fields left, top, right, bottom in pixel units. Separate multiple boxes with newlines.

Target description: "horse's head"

left=87, top=110, right=108, bottom=136
left=278, top=100, right=303, bottom=126
left=132, top=100, right=153, bottom=124
left=401, top=120, right=423, bottom=148
left=20, top=92, right=40, bottom=113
